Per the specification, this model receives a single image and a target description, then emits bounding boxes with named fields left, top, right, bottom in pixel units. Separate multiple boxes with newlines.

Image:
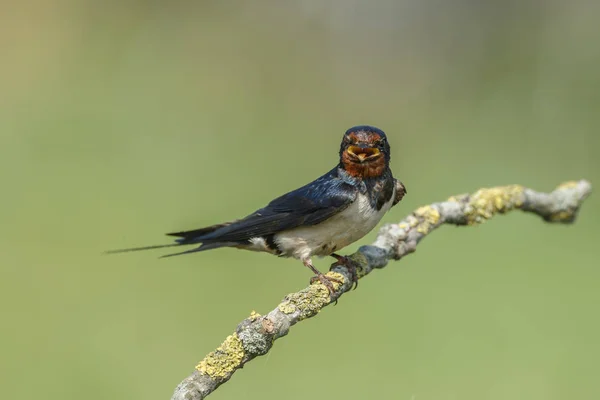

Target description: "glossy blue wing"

left=197, top=169, right=357, bottom=243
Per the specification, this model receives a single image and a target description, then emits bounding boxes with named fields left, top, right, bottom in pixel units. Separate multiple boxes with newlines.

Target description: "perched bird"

left=109, top=125, right=406, bottom=293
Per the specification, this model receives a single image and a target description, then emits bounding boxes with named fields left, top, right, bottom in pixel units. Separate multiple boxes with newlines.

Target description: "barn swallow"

left=108, top=125, right=406, bottom=294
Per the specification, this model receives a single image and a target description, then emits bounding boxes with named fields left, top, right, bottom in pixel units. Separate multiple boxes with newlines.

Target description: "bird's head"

left=339, top=125, right=390, bottom=178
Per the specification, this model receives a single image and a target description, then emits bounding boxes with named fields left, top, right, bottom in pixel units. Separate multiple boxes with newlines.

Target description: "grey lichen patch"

left=405, top=215, right=420, bottom=228
left=372, top=223, right=408, bottom=255
left=196, top=333, right=245, bottom=380
left=278, top=273, right=343, bottom=320
left=414, top=205, right=441, bottom=234
left=237, top=318, right=274, bottom=356
left=465, top=185, right=524, bottom=225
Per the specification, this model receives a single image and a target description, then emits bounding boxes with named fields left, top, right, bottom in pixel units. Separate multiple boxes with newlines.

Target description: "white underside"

left=268, top=190, right=395, bottom=261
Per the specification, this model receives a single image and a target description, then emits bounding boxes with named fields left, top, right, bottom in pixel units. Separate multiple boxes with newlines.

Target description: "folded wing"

left=169, top=169, right=358, bottom=246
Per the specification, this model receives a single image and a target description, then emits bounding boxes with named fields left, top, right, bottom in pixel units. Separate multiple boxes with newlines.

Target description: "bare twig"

left=171, top=180, right=592, bottom=400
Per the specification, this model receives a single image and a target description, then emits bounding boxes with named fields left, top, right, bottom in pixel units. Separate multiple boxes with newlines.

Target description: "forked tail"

left=105, top=222, right=234, bottom=257
left=104, top=243, right=183, bottom=254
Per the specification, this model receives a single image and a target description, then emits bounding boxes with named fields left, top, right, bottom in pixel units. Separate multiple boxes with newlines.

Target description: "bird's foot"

left=303, top=258, right=342, bottom=304
left=330, top=254, right=360, bottom=290
left=309, top=273, right=343, bottom=298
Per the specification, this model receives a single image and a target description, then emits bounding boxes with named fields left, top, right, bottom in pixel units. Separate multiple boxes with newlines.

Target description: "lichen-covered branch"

left=171, top=180, right=592, bottom=400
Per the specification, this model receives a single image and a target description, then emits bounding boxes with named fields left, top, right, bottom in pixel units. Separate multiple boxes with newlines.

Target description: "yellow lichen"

left=546, top=210, right=573, bottom=222
left=196, top=333, right=245, bottom=379
left=466, top=185, right=525, bottom=225
left=278, top=272, right=344, bottom=320
left=325, top=271, right=346, bottom=289
left=447, top=193, right=469, bottom=203
left=278, top=285, right=328, bottom=320
left=557, top=181, right=579, bottom=190
left=278, top=301, right=296, bottom=314
left=414, top=205, right=441, bottom=234
left=248, top=310, right=261, bottom=321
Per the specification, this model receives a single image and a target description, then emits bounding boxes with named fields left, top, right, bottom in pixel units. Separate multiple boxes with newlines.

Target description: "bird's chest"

left=274, top=192, right=394, bottom=259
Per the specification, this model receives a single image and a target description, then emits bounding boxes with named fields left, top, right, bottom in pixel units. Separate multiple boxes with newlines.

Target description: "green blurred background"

left=1, top=1, right=599, bottom=399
